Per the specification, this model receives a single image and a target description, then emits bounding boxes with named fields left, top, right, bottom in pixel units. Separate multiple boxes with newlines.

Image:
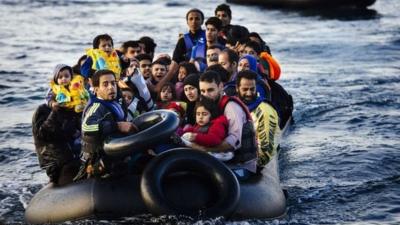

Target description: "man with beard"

left=75, top=69, right=137, bottom=180
left=236, top=70, right=281, bottom=168
left=196, top=71, right=257, bottom=180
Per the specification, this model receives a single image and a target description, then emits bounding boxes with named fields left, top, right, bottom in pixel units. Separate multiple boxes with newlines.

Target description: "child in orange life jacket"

left=181, top=97, right=233, bottom=161
left=81, top=34, right=122, bottom=80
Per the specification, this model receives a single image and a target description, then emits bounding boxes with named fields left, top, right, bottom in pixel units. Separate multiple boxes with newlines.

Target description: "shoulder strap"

left=219, top=95, right=252, bottom=121
left=183, top=33, right=193, bottom=60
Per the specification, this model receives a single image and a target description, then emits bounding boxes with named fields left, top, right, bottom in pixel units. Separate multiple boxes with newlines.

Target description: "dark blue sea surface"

left=0, top=0, right=399, bottom=224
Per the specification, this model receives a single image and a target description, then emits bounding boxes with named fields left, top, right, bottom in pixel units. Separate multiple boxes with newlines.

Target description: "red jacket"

left=183, top=115, right=228, bottom=147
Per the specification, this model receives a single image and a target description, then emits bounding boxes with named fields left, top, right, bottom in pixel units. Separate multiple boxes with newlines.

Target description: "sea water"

left=0, top=0, right=399, bottom=224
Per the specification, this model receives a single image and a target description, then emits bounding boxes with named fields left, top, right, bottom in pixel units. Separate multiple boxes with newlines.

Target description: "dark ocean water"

left=0, top=0, right=399, bottom=224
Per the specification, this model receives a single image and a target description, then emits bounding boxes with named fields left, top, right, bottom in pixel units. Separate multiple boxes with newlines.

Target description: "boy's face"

left=151, top=64, right=167, bottom=82
left=139, top=59, right=152, bottom=79
left=206, top=24, right=218, bottom=43
left=196, top=106, right=211, bottom=126
left=57, top=69, right=72, bottom=86
left=215, top=10, right=231, bottom=27
left=122, top=90, right=134, bottom=105
left=125, top=46, right=141, bottom=60
left=94, top=74, right=117, bottom=101
left=99, top=39, right=113, bottom=56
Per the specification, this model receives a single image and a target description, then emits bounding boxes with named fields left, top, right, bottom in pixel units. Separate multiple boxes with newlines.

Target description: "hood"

left=239, top=54, right=257, bottom=73
left=53, top=64, right=73, bottom=84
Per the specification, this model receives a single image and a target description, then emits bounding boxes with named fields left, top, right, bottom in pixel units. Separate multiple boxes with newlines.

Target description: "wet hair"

left=92, top=34, right=114, bottom=49
left=121, top=40, right=141, bottom=53
left=206, top=64, right=230, bottom=83
left=186, top=8, right=204, bottom=23
left=195, top=96, right=220, bottom=119
left=205, top=17, right=222, bottom=31
left=245, top=40, right=262, bottom=55
left=91, top=69, right=116, bottom=87
left=135, top=53, right=153, bottom=62
left=72, top=55, right=88, bottom=75
left=152, top=57, right=169, bottom=67
left=208, top=44, right=224, bottom=51
left=158, top=82, right=176, bottom=101
left=121, top=87, right=134, bottom=93
left=139, top=36, right=157, bottom=54
left=178, top=62, right=198, bottom=76
left=221, top=48, right=239, bottom=65
left=215, top=4, right=232, bottom=19
left=199, top=70, right=222, bottom=85
left=249, top=32, right=271, bottom=55
left=226, top=25, right=249, bottom=45
left=235, top=70, right=258, bottom=87
left=249, top=32, right=265, bottom=45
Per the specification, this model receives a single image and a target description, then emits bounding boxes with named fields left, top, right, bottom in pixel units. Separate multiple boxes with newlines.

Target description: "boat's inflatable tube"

left=232, top=151, right=286, bottom=219
left=24, top=174, right=147, bottom=224
left=103, top=110, right=179, bottom=158
left=227, top=0, right=376, bottom=8
left=141, top=148, right=240, bottom=217
left=25, top=150, right=286, bottom=223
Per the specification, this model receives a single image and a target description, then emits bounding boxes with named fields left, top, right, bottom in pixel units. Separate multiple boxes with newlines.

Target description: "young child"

left=156, top=82, right=176, bottom=109
left=120, top=87, right=147, bottom=122
left=46, top=64, right=89, bottom=113
left=147, top=58, right=168, bottom=99
left=181, top=98, right=234, bottom=161
left=175, top=62, right=197, bottom=100
left=81, top=34, right=122, bottom=80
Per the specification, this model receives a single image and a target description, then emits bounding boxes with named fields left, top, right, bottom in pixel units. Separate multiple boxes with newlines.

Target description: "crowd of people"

left=32, top=4, right=293, bottom=186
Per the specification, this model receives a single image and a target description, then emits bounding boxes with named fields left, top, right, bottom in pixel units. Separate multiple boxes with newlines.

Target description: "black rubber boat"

left=25, top=110, right=288, bottom=223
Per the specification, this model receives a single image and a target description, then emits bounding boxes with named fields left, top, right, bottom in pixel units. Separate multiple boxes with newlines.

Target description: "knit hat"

left=183, top=73, right=200, bottom=89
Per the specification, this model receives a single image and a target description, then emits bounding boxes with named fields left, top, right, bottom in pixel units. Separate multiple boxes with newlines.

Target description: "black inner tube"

left=103, top=110, right=179, bottom=158
left=141, top=148, right=240, bottom=218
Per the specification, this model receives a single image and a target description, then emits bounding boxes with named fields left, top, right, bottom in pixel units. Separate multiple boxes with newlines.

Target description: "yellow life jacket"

left=251, top=102, right=281, bottom=166
left=86, top=48, right=121, bottom=80
left=51, top=75, right=90, bottom=113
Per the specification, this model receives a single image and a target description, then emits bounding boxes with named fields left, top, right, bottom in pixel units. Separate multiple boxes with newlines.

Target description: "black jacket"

left=32, top=104, right=81, bottom=182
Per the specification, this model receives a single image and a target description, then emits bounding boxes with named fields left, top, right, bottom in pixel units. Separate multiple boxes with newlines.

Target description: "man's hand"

left=190, top=142, right=207, bottom=151
left=117, top=122, right=138, bottom=133
left=126, top=60, right=139, bottom=77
